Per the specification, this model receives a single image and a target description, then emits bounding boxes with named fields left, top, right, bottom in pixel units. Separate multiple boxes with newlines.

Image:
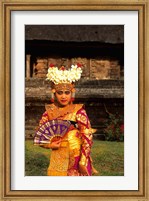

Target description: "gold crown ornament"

left=46, top=63, right=83, bottom=102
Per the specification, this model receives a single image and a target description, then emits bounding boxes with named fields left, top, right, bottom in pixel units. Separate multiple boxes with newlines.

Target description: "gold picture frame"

left=0, top=0, right=148, bottom=200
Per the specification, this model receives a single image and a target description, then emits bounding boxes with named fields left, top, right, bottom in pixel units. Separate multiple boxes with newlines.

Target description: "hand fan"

left=34, top=119, right=72, bottom=145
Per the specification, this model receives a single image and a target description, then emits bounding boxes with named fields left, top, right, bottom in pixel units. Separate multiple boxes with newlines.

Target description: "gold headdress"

left=46, top=63, right=83, bottom=102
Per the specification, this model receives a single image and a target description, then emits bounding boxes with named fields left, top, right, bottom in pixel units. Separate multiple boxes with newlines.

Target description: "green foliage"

left=104, top=112, right=124, bottom=142
left=25, top=139, right=124, bottom=176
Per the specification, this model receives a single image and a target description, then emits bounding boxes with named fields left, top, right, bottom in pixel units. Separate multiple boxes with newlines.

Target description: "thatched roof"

left=25, top=25, right=124, bottom=44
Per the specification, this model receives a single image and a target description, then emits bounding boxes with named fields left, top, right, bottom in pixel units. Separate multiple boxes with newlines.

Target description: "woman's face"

left=55, top=90, right=72, bottom=106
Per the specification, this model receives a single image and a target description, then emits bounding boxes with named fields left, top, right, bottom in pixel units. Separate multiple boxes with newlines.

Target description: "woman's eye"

left=57, top=91, right=63, bottom=95
left=65, top=91, right=70, bottom=95
left=56, top=91, right=71, bottom=95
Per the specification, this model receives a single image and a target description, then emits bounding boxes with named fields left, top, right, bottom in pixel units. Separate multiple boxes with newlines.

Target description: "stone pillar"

left=26, top=54, right=31, bottom=78
left=34, top=58, right=48, bottom=78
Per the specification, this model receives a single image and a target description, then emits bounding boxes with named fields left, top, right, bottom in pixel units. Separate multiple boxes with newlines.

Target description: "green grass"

left=25, top=139, right=124, bottom=176
left=91, top=140, right=124, bottom=176
left=25, top=141, right=51, bottom=176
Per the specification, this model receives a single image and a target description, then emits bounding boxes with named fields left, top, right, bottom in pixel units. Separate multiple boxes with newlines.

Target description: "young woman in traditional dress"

left=34, top=64, right=97, bottom=176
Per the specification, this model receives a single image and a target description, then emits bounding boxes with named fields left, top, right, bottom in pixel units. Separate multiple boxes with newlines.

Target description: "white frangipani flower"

left=46, top=64, right=83, bottom=84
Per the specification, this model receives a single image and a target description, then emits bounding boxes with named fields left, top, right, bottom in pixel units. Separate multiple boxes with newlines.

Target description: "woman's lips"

left=61, top=100, right=67, bottom=103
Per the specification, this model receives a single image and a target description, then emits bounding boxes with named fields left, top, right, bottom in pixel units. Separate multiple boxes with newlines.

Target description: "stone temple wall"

left=25, top=79, right=124, bottom=140
left=25, top=25, right=124, bottom=140
left=25, top=99, right=124, bottom=140
left=25, top=53, right=124, bottom=140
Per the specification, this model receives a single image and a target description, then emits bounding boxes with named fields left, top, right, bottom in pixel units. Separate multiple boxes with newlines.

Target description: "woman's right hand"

left=49, top=139, right=62, bottom=150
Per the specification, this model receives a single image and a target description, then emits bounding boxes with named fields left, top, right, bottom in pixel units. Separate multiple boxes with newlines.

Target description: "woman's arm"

left=76, top=108, right=93, bottom=175
left=38, top=111, right=49, bottom=127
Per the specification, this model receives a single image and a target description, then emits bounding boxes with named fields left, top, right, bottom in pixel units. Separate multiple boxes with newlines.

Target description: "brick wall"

left=31, top=57, right=121, bottom=80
